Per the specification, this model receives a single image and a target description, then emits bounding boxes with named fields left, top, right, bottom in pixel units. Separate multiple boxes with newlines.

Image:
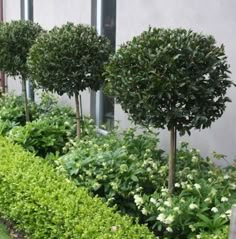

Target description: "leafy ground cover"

left=0, top=137, right=155, bottom=239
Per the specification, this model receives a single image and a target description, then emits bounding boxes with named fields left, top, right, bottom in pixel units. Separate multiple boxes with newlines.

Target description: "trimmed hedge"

left=0, top=137, right=155, bottom=239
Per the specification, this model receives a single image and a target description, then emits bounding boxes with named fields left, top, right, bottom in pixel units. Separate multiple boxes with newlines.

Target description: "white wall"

left=116, top=0, right=236, bottom=163
left=3, top=0, right=22, bottom=94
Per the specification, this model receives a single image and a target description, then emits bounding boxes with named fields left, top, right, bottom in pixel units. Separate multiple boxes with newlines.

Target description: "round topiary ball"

left=28, top=22, right=112, bottom=97
left=105, top=28, right=233, bottom=135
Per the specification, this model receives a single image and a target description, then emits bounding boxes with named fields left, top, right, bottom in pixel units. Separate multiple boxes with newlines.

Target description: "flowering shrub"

left=57, top=134, right=236, bottom=238
left=137, top=144, right=236, bottom=238
left=56, top=128, right=164, bottom=217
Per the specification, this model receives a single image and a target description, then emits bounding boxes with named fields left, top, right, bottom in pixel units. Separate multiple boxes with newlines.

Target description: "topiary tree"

left=105, top=28, right=234, bottom=193
left=0, top=20, right=43, bottom=121
left=28, top=22, right=112, bottom=138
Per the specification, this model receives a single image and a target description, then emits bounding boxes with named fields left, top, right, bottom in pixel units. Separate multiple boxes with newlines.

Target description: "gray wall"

left=3, top=0, right=22, bottom=94
left=116, top=0, right=236, bottom=163
left=33, top=0, right=92, bottom=115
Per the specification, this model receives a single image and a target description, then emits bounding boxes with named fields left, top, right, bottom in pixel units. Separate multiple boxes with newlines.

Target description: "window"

left=21, top=0, right=34, bottom=100
left=91, top=0, right=116, bottom=130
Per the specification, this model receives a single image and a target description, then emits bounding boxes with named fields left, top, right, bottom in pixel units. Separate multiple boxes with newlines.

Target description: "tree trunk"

left=22, top=77, right=30, bottom=122
left=74, top=92, right=81, bottom=138
left=168, top=127, right=177, bottom=194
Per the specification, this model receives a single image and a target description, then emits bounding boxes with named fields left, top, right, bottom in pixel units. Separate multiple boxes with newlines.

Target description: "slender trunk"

left=168, top=127, right=176, bottom=194
left=79, top=94, right=84, bottom=136
left=22, top=77, right=30, bottom=122
left=74, top=92, right=81, bottom=138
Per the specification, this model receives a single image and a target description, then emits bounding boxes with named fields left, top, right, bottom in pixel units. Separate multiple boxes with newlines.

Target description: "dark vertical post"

left=27, top=0, right=35, bottom=101
left=90, top=0, right=97, bottom=121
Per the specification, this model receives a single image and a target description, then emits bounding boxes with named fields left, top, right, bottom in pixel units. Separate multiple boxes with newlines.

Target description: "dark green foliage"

left=28, top=22, right=112, bottom=96
left=105, top=28, right=233, bottom=135
left=7, top=118, right=71, bottom=157
left=0, top=93, right=39, bottom=122
left=0, top=137, right=155, bottom=239
left=200, top=226, right=228, bottom=239
left=0, top=20, right=42, bottom=79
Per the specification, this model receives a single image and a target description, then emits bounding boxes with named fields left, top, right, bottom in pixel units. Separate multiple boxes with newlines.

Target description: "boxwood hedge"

left=0, top=137, right=155, bottom=239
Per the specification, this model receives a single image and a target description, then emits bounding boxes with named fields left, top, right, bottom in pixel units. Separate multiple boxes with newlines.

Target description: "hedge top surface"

left=28, top=22, right=112, bottom=96
left=105, top=27, right=234, bottom=135
left=0, top=137, right=155, bottom=239
left=0, top=20, right=42, bottom=79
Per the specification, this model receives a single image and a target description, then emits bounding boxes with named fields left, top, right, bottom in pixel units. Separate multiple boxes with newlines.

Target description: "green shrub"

left=7, top=118, right=72, bottom=157
left=136, top=144, right=236, bottom=238
left=57, top=131, right=236, bottom=238
left=198, top=226, right=228, bottom=239
left=0, top=137, right=155, bottom=239
left=57, top=128, right=164, bottom=217
left=0, top=93, right=37, bottom=126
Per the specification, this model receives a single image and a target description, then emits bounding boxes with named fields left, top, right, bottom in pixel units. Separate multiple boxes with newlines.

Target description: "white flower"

left=189, top=203, right=198, bottom=210
left=141, top=208, right=148, bottom=215
left=158, top=206, right=165, bottom=212
left=187, top=184, right=192, bottom=190
left=165, top=215, right=174, bottom=224
left=134, top=195, right=144, bottom=207
left=191, top=156, right=198, bottom=163
left=208, top=178, right=212, bottom=183
left=196, top=234, right=201, bottom=239
left=221, top=197, right=228, bottom=202
left=194, top=183, right=201, bottom=190
left=150, top=198, right=157, bottom=205
left=164, top=200, right=172, bottom=207
left=211, top=207, right=218, bottom=213
left=219, top=214, right=227, bottom=219
left=181, top=182, right=187, bottom=188
left=224, top=174, right=230, bottom=180
left=225, top=209, right=231, bottom=216
left=187, top=174, right=193, bottom=180
left=230, top=183, right=236, bottom=189
left=111, top=226, right=117, bottom=232
left=175, top=183, right=180, bottom=188
left=180, top=198, right=186, bottom=203
left=157, top=213, right=166, bottom=222
left=166, top=226, right=173, bottom=232
left=173, top=207, right=181, bottom=214
left=189, top=225, right=196, bottom=232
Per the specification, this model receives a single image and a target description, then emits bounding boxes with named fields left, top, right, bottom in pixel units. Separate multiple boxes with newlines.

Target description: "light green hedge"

left=0, top=137, right=155, bottom=239
left=199, top=226, right=228, bottom=239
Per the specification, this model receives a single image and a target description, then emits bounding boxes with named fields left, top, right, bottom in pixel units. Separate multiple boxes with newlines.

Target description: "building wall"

left=33, top=0, right=92, bottom=115
left=2, top=0, right=22, bottom=94
left=116, top=0, right=236, bottom=163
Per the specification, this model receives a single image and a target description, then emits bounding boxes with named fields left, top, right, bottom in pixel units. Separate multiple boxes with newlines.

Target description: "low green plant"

left=0, top=137, right=155, bottom=239
left=57, top=131, right=236, bottom=238
left=7, top=118, right=72, bottom=157
left=57, top=128, right=164, bottom=217
left=0, top=93, right=37, bottom=125
left=198, top=225, right=228, bottom=239
left=135, top=144, right=236, bottom=238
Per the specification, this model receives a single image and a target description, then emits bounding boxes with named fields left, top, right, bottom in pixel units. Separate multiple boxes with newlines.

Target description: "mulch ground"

left=0, top=218, right=25, bottom=239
